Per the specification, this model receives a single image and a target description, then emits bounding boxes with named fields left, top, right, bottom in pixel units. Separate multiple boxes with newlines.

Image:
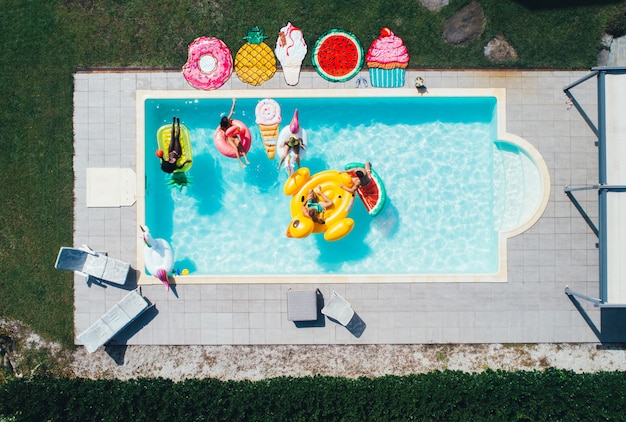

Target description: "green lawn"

left=0, top=0, right=624, bottom=347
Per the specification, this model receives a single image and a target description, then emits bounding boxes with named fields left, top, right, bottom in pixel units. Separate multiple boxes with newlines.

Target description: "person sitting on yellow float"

left=302, top=186, right=333, bottom=224
left=284, top=167, right=356, bottom=242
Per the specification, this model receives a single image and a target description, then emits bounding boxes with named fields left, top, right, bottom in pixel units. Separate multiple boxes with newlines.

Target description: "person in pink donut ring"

left=219, top=98, right=250, bottom=168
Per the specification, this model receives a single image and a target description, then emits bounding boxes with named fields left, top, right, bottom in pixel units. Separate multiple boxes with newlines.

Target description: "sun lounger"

left=55, top=245, right=130, bottom=285
left=77, top=289, right=152, bottom=353
left=287, top=289, right=319, bottom=321
left=321, top=291, right=355, bottom=326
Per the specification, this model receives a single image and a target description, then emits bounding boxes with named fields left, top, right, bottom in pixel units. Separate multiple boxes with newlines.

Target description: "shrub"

left=2, top=371, right=626, bottom=421
left=606, top=7, right=626, bottom=37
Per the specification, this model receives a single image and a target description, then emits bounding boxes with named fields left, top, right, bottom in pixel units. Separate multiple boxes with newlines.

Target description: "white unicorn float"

left=140, top=225, right=174, bottom=290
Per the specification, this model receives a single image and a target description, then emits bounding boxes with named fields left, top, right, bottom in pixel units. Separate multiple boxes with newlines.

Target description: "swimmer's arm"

left=340, top=183, right=358, bottom=194
left=227, top=98, right=236, bottom=119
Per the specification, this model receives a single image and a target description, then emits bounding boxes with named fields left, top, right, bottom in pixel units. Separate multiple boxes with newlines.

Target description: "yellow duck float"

left=284, top=167, right=356, bottom=241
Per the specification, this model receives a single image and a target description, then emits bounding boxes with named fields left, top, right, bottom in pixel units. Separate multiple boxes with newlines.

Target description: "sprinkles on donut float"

left=182, top=36, right=233, bottom=90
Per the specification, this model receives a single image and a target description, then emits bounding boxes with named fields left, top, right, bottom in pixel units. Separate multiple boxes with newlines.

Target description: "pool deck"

left=73, top=69, right=602, bottom=346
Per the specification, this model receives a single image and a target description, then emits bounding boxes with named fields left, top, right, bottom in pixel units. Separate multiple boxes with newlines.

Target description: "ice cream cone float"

left=281, top=64, right=303, bottom=86
left=275, top=23, right=307, bottom=87
left=255, top=98, right=282, bottom=160
left=259, top=123, right=280, bottom=159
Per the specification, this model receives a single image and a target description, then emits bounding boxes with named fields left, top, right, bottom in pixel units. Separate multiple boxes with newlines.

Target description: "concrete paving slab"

left=73, top=68, right=602, bottom=347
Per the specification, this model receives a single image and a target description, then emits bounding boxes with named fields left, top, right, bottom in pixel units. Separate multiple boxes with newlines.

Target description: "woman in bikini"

left=340, top=161, right=372, bottom=194
left=159, top=117, right=191, bottom=173
left=302, top=186, right=333, bottom=224
left=277, top=135, right=302, bottom=171
left=219, top=98, right=250, bottom=168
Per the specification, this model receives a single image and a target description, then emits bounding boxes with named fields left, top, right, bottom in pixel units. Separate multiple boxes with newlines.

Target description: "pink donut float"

left=214, top=120, right=252, bottom=158
left=182, top=36, right=233, bottom=90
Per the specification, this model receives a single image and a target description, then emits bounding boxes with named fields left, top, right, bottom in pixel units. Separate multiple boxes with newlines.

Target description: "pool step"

left=492, top=142, right=541, bottom=232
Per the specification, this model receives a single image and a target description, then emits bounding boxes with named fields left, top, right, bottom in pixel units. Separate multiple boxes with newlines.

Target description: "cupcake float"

left=366, top=27, right=410, bottom=88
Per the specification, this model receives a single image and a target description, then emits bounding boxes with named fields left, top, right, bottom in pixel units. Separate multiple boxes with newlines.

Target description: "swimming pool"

left=136, top=89, right=550, bottom=283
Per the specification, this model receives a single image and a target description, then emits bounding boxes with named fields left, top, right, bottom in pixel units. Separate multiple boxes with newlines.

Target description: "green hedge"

left=2, top=369, right=626, bottom=421
left=606, top=6, right=626, bottom=37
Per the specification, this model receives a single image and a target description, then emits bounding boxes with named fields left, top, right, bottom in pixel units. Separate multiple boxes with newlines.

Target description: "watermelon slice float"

left=344, top=162, right=387, bottom=217
left=312, top=29, right=364, bottom=82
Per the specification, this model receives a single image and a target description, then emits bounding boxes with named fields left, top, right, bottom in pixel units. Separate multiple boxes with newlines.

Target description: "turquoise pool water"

left=144, top=96, right=518, bottom=276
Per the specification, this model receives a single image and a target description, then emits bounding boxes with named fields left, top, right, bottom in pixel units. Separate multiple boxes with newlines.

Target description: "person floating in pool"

left=158, top=117, right=191, bottom=173
left=302, top=186, right=333, bottom=224
left=220, top=98, right=250, bottom=168
left=277, top=135, right=303, bottom=173
left=340, top=161, right=372, bottom=194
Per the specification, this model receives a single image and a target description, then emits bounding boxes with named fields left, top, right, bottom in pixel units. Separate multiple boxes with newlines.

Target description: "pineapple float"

left=235, top=27, right=277, bottom=86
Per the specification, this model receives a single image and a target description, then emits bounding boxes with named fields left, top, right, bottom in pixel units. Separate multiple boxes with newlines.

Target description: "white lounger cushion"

left=77, top=289, right=150, bottom=353
left=55, top=246, right=130, bottom=285
left=321, top=291, right=355, bottom=326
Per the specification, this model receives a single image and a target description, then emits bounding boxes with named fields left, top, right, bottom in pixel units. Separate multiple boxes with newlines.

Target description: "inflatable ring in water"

left=214, top=119, right=252, bottom=158
left=183, top=36, right=233, bottom=90
left=284, top=168, right=355, bottom=242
